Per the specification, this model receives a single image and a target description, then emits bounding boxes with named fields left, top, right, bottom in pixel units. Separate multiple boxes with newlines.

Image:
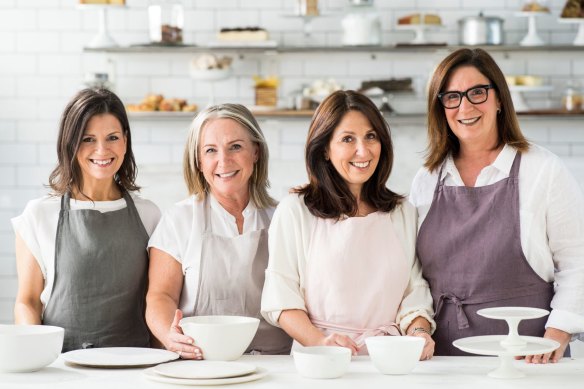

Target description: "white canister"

left=342, top=11, right=381, bottom=46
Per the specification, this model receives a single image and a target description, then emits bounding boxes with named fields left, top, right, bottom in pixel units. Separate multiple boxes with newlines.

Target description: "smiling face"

left=199, top=118, right=258, bottom=202
left=76, top=113, right=127, bottom=187
left=443, top=65, right=501, bottom=148
left=327, top=110, right=381, bottom=197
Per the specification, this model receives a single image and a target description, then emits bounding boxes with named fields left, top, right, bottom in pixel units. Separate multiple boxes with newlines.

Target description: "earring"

left=497, top=108, right=501, bottom=114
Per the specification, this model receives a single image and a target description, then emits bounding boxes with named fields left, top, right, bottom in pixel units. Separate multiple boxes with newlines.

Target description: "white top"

left=11, top=193, right=161, bottom=309
left=148, top=194, right=274, bottom=313
left=261, top=194, right=435, bottom=334
left=409, top=143, right=584, bottom=338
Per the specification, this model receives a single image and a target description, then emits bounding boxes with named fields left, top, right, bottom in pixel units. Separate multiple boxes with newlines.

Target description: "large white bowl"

left=0, top=324, right=64, bottom=372
left=179, top=316, right=259, bottom=361
left=366, top=335, right=424, bottom=375
left=293, top=346, right=351, bottom=379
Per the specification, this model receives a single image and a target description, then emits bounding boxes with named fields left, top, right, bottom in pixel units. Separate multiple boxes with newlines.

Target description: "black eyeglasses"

left=437, top=84, right=495, bottom=109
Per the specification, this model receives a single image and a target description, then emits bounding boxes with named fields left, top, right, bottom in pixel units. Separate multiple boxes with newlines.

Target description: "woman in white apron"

left=261, top=91, right=435, bottom=358
left=146, top=104, right=292, bottom=359
left=12, top=89, right=161, bottom=352
left=410, top=48, right=584, bottom=362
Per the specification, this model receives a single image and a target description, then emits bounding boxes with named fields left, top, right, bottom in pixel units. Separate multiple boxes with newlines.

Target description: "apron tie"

left=434, top=293, right=469, bottom=330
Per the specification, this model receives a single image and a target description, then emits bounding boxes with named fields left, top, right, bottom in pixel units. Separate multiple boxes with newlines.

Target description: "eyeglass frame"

left=437, top=84, right=495, bottom=109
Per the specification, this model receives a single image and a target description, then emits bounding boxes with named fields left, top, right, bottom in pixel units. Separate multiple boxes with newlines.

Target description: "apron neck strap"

left=509, top=151, right=522, bottom=179
left=62, top=192, right=71, bottom=211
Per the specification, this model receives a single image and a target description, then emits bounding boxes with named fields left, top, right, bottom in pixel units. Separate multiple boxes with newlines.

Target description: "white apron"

left=180, top=197, right=291, bottom=354
left=304, top=211, right=410, bottom=355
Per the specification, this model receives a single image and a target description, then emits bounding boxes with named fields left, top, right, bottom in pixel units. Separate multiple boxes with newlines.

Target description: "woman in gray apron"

left=12, top=88, right=161, bottom=352
left=410, top=48, right=584, bottom=363
left=146, top=104, right=292, bottom=359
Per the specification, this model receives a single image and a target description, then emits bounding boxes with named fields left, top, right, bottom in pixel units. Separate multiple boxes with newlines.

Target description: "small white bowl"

left=293, top=346, right=351, bottom=379
left=0, top=324, right=64, bottom=372
left=179, top=315, right=259, bottom=361
left=366, top=336, right=424, bottom=375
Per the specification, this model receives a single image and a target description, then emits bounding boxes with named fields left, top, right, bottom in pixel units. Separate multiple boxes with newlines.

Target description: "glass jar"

left=297, top=0, right=319, bottom=16
left=148, top=0, right=184, bottom=45
left=562, top=82, right=583, bottom=112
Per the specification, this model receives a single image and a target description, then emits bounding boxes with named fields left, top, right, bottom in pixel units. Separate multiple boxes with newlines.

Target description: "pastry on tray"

left=398, top=13, right=442, bottom=25
left=521, top=1, right=550, bottom=12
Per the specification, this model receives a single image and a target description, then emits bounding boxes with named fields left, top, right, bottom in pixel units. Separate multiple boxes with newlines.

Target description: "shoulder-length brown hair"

left=426, top=48, right=529, bottom=171
left=295, top=90, right=404, bottom=219
left=48, top=88, right=139, bottom=197
left=183, top=103, right=276, bottom=209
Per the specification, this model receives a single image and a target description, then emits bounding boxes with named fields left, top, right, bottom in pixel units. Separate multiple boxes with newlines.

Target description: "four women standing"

left=13, top=49, right=583, bottom=358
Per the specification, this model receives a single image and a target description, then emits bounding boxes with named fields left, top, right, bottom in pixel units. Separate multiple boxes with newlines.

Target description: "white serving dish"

left=179, top=315, right=259, bottom=361
left=0, top=324, right=64, bottom=373
left=366, top=335, right=424, bottom=375
left=61, top=347, right=179, bottom=368
left=292, top=346, right=351, bottom=379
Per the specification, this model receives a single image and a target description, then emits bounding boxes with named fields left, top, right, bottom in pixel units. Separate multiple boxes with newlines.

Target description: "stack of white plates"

left=143, top=360, right=268, bottom=386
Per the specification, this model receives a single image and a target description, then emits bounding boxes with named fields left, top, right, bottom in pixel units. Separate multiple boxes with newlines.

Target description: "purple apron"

left=416, top=152, right=557, bottom=356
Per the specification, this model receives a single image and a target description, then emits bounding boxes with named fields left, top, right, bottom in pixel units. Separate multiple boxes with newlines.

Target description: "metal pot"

left=458, top=12, right=504, bottom=45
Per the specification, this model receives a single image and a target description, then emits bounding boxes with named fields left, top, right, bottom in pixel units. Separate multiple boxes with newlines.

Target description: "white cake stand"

left=558, top=18, right=584, bottom=46
left=452, top=307, right=560, bottom=379
left=515, top=12, right=548, bottom=46
left=78, top=4, right=124, bottom=49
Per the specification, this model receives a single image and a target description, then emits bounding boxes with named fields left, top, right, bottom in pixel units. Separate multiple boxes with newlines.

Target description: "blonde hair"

left=183, top=104, right=276, bottom=208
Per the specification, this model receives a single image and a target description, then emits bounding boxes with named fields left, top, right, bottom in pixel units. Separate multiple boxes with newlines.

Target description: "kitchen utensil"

left=366, top=336, right=424, bottom=375
left=179, top=315, right=259, bottom=361
left=453, top=307, right=560, bottom=379
left=153, top=360, right=256, bottom=379
left=61, top=347, right=179, bottom=368
left=293, top=346, right=351, bottom=379
left=458, top=12, right=504, bottom=45
left=0, top=325, right=64, bottom=373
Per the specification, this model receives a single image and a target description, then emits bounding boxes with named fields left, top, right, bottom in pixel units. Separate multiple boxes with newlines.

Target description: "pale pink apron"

left=304, top=211, right=410, bottom=355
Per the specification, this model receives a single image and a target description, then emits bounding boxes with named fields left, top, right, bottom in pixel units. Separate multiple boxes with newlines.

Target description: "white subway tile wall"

left=0, top=1, right=583, bottom=351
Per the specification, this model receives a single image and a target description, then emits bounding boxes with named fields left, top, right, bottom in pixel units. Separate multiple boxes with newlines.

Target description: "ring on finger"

left=178, top=350, right=182, bottom=358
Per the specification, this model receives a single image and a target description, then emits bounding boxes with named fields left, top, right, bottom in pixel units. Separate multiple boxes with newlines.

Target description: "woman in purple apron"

left=410, top=48, right=584, bottom=363
left=13, top=89, right=161, bottom=351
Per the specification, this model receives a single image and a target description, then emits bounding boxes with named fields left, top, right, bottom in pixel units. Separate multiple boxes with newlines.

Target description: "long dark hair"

left=294, top=90, right=404, bottom=219
left=48, top=88, right=139, bottom=197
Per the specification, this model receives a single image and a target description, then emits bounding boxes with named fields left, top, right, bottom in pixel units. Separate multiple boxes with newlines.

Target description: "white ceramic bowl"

left=179, top=316, right=260, bottom=361
left=293, top=346, right=352, bottom=379
left=0, top=324, right=64, bottom=372
left=366, top=336, right=424, bottom=375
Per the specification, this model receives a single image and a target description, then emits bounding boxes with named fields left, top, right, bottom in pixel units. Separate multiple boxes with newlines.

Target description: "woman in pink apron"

left=146, top=104, right=291, bottom=359
left=261, top=90, right=435, bottom=359
left=411, top=48, right=584, bottom=363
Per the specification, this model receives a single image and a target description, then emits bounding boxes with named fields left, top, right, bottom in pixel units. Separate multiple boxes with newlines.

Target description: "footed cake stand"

left=78, top=4, right=124, bottom=49
left=558, top=18, right=584, bottom=46
left=452, top=307, right=560, bottom=379
left=395, top=24, right=443, bottom=45
left=516, top=12, right=548, bottom=46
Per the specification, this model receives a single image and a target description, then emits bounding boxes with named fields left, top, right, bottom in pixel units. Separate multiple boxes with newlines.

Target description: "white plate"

left=207, top=41, right=278, bottom=48
left=153, top=360, right=256, bottom=379
left=143, top=366, right=268, bottom=385
left=453, top=335, right=559, bottom=356
left=61, top=347, right=179, bottom=368
left=477, top=307, right=549, bottom=321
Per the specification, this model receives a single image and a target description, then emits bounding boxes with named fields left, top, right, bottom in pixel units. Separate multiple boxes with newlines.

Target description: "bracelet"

left=409, top=327, right=431, bottom=336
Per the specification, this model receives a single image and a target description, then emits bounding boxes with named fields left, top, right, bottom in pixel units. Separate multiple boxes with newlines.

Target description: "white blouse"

left=409, top=143, right=584, bottom=337
left=11, top=193, right=161, bottom=310
left=261, top=194, right=435, bottom=334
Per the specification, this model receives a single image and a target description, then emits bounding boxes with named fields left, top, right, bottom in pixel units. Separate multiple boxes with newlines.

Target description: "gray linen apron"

left=43, top=191, right=150, bottom=352
left=417, top=152, right=558, bottom=356
left=192, top=198, right=292, bottom=355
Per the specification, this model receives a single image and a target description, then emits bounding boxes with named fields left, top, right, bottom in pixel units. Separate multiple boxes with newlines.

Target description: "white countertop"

left=1, top=355, right=583, bottom=389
